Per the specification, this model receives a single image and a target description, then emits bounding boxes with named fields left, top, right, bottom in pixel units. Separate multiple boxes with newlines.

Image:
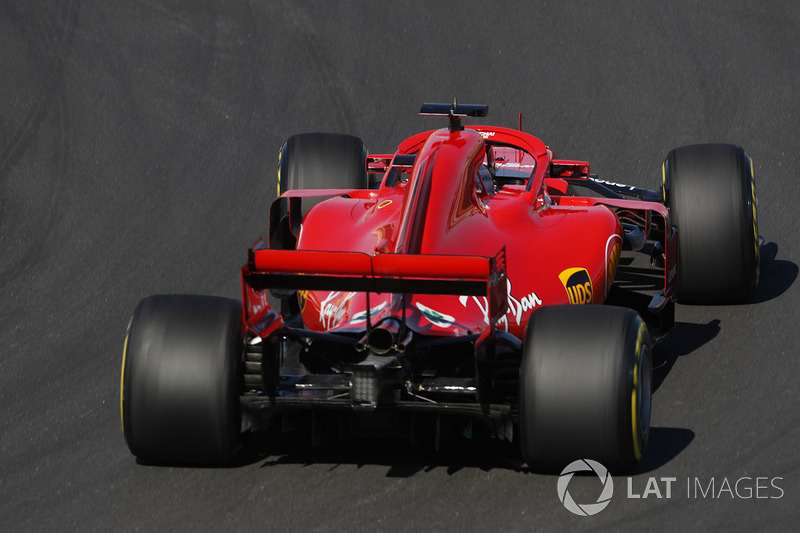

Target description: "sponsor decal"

left=246, top=285, right=270, bottom=318
left=606, top=237, right=622, bottom=294
left=459, top=278, right=542, bottom=331
left=249, top=296, right=267, bottom=317
left=667, top=264, right=677, bottom=284
left=590, top=177, right=636, bottom=191
left=377, top=199, right=393, bottom=209
left=318, top=291, right=357, bottom=329
left=349, top=301, right=389, bottom=326
left=499, top=162, right=535, bottom=169
left=297, top=290, right=309, bottom=312
left=506, top=282, right=543, bottom=327
left=415, top=302, right=456, bottom=328
left=478, top=131, right=496, bottom=139
left=559, top=267, right=593, bottom=305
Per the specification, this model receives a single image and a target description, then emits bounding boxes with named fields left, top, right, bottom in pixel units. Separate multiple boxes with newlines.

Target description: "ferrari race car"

left=121, top=102, right=761, bottom=471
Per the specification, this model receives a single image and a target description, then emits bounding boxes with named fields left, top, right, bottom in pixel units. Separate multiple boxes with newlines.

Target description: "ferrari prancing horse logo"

left=559, top=267, right=593, bottom=305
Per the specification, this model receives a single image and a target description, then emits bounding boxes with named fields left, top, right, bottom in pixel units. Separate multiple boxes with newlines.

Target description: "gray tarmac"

left=1, top=1, right=798, bottom=530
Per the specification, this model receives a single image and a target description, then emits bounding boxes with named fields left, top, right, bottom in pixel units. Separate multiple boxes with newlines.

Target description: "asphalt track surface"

left=1, top=1, right=799, bottom=530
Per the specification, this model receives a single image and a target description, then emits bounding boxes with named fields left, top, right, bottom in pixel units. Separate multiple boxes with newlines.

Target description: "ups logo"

left=559, top=267, right=593, bottom=305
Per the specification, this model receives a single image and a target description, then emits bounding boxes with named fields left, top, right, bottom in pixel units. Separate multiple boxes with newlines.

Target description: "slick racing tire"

left=519, top=305, right=652, bottom=473
left=271, top=133, right=368, bottom=252
left=270, top=133, right=368, bottom=312
left=121, top=295, right=243, bottom=465
left=278, top=132, right=368, bottom=195
left=663, top=144, right=759, bottom=303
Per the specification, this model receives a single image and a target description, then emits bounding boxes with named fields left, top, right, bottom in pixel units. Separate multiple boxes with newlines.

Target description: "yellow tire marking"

left=631, top=320, right=647, bottom=461
left=277, top=147, right=283, bottom=197
left=120, top=318, right=132, bottom=433
left=749, top=155, right=759, bottom=285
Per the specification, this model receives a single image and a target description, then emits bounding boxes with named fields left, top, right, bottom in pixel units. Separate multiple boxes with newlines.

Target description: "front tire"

left=278, top=132, right=368, bottom=195
left=519, top=305, right=651, bottom=472
left=272, top=133, right=369, bottom=251
left=663, top=143, right=759, bottom=302
left=121, top=295, right=243, bottom=465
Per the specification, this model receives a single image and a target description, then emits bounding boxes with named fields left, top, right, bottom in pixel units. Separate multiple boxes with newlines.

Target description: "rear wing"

left=241, top=246, right=508, bottom=328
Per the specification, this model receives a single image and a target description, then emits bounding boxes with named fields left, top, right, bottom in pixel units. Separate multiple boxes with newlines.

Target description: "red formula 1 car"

left=121, top=102, right=760, bottom=470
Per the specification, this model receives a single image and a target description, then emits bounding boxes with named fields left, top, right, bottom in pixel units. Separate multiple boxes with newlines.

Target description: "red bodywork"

left=241, top=124, right=676, bottom=344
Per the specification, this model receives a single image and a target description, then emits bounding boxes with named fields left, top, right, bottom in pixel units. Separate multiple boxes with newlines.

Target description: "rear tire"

left=121, top=295, right=243, bottom=465
left=663, top=144, right=759, bottom=302
left=519, top=305, right=651, bottom=472
left=278, top=132, right=368, bottom=195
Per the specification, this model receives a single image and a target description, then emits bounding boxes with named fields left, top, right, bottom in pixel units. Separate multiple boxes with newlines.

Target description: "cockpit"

left=484, top=143, right=537, bottom=191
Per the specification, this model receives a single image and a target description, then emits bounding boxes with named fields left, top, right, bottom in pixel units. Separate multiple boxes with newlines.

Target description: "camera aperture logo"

left=558, top=459, right=614, bottom=516
left=557, top=460, right=785, bottom=516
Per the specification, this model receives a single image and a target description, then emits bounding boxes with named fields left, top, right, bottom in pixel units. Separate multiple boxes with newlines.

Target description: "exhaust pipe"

left=355, top=318, right=412, bottom=354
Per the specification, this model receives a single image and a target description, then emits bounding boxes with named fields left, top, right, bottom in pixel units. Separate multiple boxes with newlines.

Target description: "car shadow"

left=628, top=427, right=695, bottom=475
left=748, top=242, right=797, bottom=304
left=652, top=319, right=721, bottom=393
left=233, top=423, right=693, bottom=477
left=650, top=242, right=796, bottom=392
left=234, top=428, right=527, bottom=475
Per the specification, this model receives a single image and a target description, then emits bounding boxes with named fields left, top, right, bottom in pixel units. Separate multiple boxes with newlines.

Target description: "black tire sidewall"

left=665, top=144, right=758, bottom=302
left=519, top=305, right=650, bottom=472
left=122, top=295, right=243, bottom=465
left=279, top=132, right=368, bottom=193
left=271, top=133, right=368, bottom=310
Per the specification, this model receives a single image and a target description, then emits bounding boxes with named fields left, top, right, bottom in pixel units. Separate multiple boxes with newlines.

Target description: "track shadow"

left=628, top=427, right=696, bottom=474
left=650, top=242, right=797, bottom=391
left=748, top=242, right=797, bottom=304
left=673, top=242, right=796, bottom=308
left=652, top=319, right=721, bottom=393
left=234, top=424, right=694, bottom=477
left=235, top=427, right=525, bottom=475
